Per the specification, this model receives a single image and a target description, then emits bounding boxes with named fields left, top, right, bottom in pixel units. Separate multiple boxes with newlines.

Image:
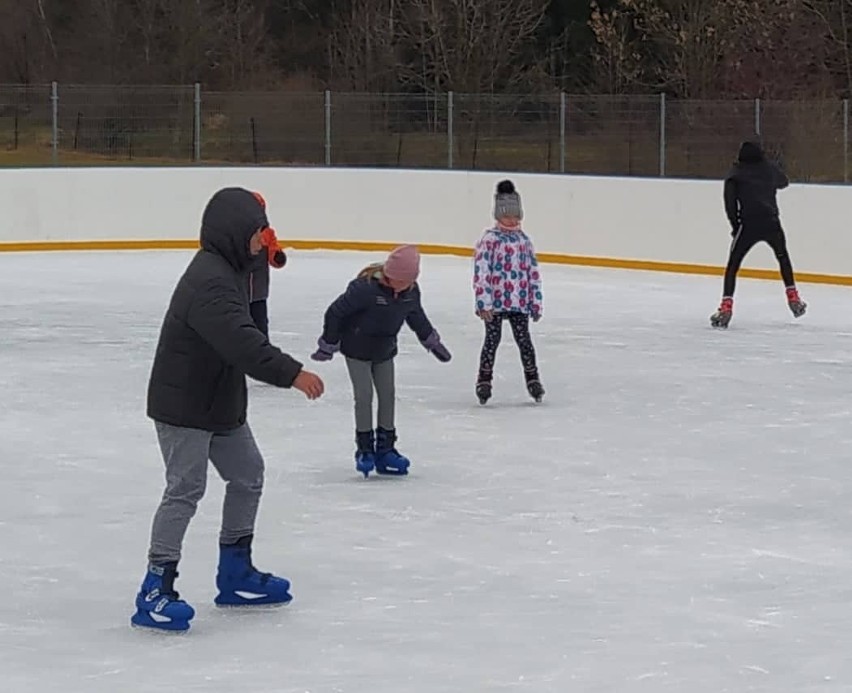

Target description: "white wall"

left=0, top=166, right=849, bottom=277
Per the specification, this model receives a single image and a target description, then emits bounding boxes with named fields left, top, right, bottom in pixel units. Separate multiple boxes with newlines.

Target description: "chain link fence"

left=0, top=83, right=848, bottom=182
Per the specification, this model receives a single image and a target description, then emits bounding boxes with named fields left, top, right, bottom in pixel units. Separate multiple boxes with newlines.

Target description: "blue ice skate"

left=374, top=427, right=410, bottom=475
left=214, top=535, right=292, bottom=608
left=355, top=430, right=376, bottom=478
left=131, top=562, right=195, bottom=633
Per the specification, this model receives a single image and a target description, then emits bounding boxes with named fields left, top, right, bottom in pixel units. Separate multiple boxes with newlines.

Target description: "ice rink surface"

left=1, top=248, right=852, bottom=693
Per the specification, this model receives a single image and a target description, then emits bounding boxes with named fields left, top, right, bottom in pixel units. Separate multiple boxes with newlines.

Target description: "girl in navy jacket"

left=311, top=245, right=451, bottom=477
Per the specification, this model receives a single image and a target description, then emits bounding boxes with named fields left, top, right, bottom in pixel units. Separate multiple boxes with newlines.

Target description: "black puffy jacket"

left=146, top=187, right=303, bottom=432
left=724, top=139, right=789, bottom=233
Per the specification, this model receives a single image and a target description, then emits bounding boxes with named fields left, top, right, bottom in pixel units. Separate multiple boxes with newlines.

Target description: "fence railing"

left=0, top=84, right=848, bottom=183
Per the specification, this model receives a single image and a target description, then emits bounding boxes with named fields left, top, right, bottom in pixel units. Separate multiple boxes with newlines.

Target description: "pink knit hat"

left=383, top=244, right=421, bottom=283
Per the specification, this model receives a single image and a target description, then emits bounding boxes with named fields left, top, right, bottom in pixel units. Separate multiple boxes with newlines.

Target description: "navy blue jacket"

left=321, top=271, right=435, bottom=363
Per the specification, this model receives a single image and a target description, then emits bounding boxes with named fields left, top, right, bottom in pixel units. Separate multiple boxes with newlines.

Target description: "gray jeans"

left=345, top=357, right=395, bottom=432
left=147, top=421, right=265, bottom=565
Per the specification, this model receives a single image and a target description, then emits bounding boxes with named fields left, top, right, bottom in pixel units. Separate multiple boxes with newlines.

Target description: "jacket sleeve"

left=405, top=288, right=436, bottom=342
left=723, top=177, right=740, bottom=230
left=473, top=235, right=494, bottom=312
left=321, top=279, right=371, bottom=345
left=187, top=277, right=303, bottom=387
left=526, top=239, right=543, bottom=318
left=773, top=163, right=790, bottom=190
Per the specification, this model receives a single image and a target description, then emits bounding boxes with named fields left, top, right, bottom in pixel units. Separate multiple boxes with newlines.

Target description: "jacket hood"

left=200, top=187, right=268, bottom=271
left=738, top=139, right=765, bottom=164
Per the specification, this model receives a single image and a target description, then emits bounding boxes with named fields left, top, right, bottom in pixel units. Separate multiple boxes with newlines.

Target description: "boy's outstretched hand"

left=293, top=370, right=325, bottom=399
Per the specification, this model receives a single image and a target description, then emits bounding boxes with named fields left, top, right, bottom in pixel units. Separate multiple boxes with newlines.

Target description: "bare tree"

left=588, top=0, right=645, bottom=94
left=129, top=0, right=165, bottom=74
left=218, top=0, right=274, bottom=87
left=0, top=0, right=36, bottom=82
left=394, top=0, right=550, bottom=93
left=589, top=0, right=746, bottom=97
left=327, top=0, right=398, bottom=91
left=719, top=0, right=832, bottom=98
left=804, top=0, right=852, bottom=96
left=34, top=0, right=58, bottom=62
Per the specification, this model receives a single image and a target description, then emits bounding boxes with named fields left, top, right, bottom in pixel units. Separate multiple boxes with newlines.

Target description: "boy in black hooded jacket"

left=133, top=187, right=324, bottom=633
left=710, top=138, right=806, bottom=328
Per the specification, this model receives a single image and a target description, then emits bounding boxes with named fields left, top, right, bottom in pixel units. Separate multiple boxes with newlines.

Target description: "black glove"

left=273, top=250, right=287, bottom=267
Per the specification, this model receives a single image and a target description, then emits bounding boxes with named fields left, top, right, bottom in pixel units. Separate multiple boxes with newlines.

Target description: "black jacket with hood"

left=724, top=139, right=789, bottom=234
left=147, top=187, right=303, bottom=432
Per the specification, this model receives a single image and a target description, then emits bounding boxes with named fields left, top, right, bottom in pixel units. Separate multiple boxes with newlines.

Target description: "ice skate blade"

left=374, top=468, right=409, bottom=476
left=130, top=622, right=190, bottom=635
left=214, top=600, right=291, bottom=610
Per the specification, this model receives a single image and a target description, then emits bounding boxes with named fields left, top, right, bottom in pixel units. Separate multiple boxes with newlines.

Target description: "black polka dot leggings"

left=477, top=312, right=539, bottom=383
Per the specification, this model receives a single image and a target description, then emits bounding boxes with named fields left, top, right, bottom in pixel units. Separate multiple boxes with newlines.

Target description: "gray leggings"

left=345, top=357, right=395, bottom=432
left=148, top=421, right=264, bottom=565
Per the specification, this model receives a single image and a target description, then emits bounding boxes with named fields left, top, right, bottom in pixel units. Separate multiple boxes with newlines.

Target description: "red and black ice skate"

left=710, top=297, right=733, bottom=329
left=786, top=287, right=807, bottom=318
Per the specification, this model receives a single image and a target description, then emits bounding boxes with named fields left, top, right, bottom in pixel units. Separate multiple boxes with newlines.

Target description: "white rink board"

left=1, top=167, right=851, bottom=276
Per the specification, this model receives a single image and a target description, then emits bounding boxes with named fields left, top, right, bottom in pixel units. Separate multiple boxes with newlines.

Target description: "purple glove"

left=531, top=311, right=542, bottom=323
left=310, top=337, right=339, bottom=362
left=421, top=331, right=451, bottom=363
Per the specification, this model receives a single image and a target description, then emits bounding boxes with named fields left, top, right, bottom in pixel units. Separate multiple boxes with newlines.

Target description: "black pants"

left=250, top=300, right=269, bottom=337
left=478, top=312, right=539, bottom=383
left=723, top=224, right=796, bottom=297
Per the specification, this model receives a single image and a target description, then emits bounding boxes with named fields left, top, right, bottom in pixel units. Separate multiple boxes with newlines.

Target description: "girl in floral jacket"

left=472, top=180, right=544, bottom=404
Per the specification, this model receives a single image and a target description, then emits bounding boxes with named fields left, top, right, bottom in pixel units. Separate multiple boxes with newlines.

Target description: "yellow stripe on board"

left=1, top=238, right=851, bottom=286
left=0, top=239, right=199, bottom=252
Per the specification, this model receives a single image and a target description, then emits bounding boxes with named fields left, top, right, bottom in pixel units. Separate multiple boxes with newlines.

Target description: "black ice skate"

left=710, top=297, right=733, bottom=329
left=786, top=287, right=807, bottom=318
left=526, top=380, right=545, bottom=403
left=523, top=370, right=545, bottom=403
left=475, top=381, right=492, bottom=405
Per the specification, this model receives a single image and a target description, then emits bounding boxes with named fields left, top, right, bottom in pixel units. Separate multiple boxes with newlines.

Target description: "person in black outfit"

left=132, top=187, right=324, bottom=633
left=711, top=138, right=806, bottom=328
left=246, top=192, right=288, bottom=337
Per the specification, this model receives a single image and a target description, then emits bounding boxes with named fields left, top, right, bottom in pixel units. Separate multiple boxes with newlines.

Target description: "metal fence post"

left=194, top=83, right=201, bottom=162
left=755, top=97, right=761, bottom=135
left=844, top=99, right=849, bottom=184
left=447, top=91, right=454, bottom=169
left=51, top=81, right=58, bottom=165
left=324, top=90, right=332, bottom=166
left=659, top=92, right=666, bottom=177
left=559, top=91, right=566, bottom=173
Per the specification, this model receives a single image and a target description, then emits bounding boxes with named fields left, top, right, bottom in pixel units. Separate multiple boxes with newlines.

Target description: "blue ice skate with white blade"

left=214, top=535, right=292, bottom=607
left=131, top=562, right=195, bottom=633
left=355, top=430, right=377, bottom=478
left=374, top=427, right=410, bottom=475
